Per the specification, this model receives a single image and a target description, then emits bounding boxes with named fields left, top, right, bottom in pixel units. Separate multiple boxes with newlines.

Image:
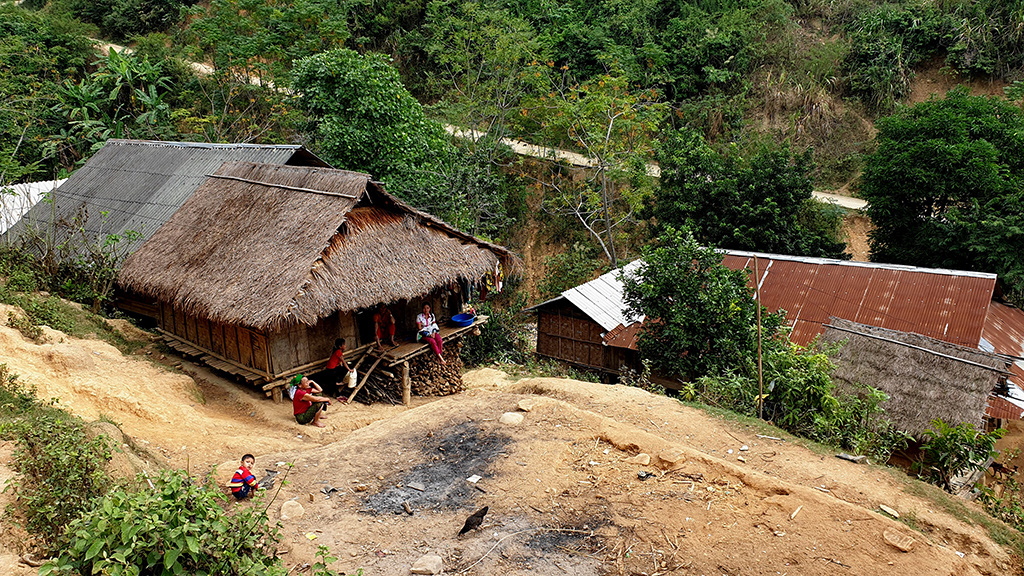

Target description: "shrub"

left=0, top=368, right=112, bottom=554
left=916, top=419, right=1004, bottom=492
left=687, top=341, right=909, bottom=462
left=460, top=296, right=530, bottom=367
left=42, top=469, right=287, bottom=576
left=538, top=243, right=607, bottom=300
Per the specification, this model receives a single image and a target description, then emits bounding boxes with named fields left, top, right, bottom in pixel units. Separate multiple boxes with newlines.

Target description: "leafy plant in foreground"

left=42, top=469, right=288, bottom=576
left=917, top=419, right=1004, bottom=492
left=0, top=366, right=112, bottom=554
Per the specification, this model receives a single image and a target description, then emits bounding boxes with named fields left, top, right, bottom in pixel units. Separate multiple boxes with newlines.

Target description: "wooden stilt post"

left=402, top=361, right=411, bottom=406
left=272, top=387, right=283, bottom=404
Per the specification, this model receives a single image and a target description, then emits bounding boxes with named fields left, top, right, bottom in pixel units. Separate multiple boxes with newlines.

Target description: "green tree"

left=44, top=49, right=178, bottom=168
left=518, top=67, right=667, bottom=267
left=292, top=48, right=510, bottom=230
left=621, top=228, right=766, bottom=378
left=861, top=88, right=1024, bottom=302
left=0, top=5, right=94, bottom=181
left=653, top=128, right=848, bottom=259
left=917, top=419, right=1004, bottom=492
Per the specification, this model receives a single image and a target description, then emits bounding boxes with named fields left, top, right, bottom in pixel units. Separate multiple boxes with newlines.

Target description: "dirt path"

left=0, top=318, right=1018, bottom=575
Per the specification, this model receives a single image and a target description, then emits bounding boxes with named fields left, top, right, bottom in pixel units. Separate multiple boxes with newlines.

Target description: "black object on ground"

left=459, top=506, right=488, bottom=535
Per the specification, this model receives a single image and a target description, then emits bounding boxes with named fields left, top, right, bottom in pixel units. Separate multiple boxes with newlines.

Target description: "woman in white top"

left=416, top=303, right=445, bottom=363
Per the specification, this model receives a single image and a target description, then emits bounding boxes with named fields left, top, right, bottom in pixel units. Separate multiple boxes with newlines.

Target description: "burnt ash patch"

left=361, top=421, right=509, bottom=515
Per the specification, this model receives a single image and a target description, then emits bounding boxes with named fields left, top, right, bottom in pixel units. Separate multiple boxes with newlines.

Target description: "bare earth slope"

left=0, top=316, right=1018, bottom=575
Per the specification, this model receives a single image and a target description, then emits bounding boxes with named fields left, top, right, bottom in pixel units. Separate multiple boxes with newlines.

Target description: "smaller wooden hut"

left=118, top=162, right=519, bottom=402
left=820, top=318, right=1011, bottom=438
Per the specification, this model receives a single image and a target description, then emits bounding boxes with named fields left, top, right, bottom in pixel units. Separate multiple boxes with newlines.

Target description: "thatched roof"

left=2, top=139, right=327, bottom=257
left=821, top=317, right=1008, bottom=437
left=118, top=162, right=520, bottom=331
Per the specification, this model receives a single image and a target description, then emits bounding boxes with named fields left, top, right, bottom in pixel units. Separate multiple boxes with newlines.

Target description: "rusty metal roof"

left=546, top=251, right=1001, bottom=353
left=986, top=395, right=1024, bottom=420
left=604, top=321, right=643, bottom=350
left=981, top=301, right=1024, bottom=396
left=721, top=251, right=997, bottom=349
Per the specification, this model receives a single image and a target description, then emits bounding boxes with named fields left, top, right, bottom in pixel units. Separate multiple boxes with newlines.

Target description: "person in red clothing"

left=374, top=304, right=397, bottom=349
left=293, top=375, right=331, bottom=427
left=313, top=338, right=351, bottom=400
left=229, top=454, right=259, bottom=500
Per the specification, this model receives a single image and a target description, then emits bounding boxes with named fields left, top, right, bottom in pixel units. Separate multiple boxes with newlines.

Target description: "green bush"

left=461, top=289, right=530, bottom=367
left=538, top=243, right=607, bottom=299
left=916, top=419, right=1004, bottom=492
left=0, top=367, right=112, bottom=554
left=687, top=341, right=909, bottom=462
left=843, top=4, right=952, bottom=110
left=42, top=469, right=287, bottom=576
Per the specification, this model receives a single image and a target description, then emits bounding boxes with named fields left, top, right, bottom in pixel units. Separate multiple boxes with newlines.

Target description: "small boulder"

left=883, top=528, right=915, bottom=552
left=657, top=448, right=686, bottom=469
left=625, top=453, right=651, bottom=465
left=499, top=412, right=524, bottom=425
left=517, top=399, right=537, bottom=412
left=410, top=554, right=444, bottom=574
left=280, top=500, right=305, bottom=521
left=879, top=504, right=900, bottom=519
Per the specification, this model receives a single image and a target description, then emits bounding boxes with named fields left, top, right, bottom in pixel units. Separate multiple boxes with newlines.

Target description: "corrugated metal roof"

left=2, top=139, right=328, bottom=257
left=722, top=251, right=996, bottom=348
left=548, top=250, right=1000, bottom=352
left=986, top=395, right=1024, bottom=420
left=981, top=301, right=1024, bottom=393
left=561, top=260, right=644, bottom=331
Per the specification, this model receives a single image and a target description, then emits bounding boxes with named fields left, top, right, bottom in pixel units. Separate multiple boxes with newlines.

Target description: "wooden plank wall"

left=536, top=302, right=616, bottom=371
left=159, top=303, right=270, bottom=375
left=267, top=311, right=355, bottom=374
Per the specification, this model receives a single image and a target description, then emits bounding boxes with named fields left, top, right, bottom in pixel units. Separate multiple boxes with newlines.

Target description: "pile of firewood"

left=352, top=340, right=465, bottom=404
left=410, top=339, right=465, bottom=396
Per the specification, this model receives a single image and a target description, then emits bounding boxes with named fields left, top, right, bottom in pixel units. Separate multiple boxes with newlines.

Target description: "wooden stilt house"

left=117, top=162, right=519, bottom=402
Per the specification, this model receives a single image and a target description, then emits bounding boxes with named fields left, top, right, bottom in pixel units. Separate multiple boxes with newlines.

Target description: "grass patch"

left=905, top=481, right=1024, bottom=558
left=0, top=286, right=150, bottom=355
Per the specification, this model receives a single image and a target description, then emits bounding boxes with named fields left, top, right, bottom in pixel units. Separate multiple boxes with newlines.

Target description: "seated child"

left=229, top=454, right=259, bottom=500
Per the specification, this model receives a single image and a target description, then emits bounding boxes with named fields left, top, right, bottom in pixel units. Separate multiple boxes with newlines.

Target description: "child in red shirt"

left=229, top=454, right=259, bottom=500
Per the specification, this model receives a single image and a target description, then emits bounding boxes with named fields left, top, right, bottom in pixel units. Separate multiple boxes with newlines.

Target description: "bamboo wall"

left=267, top=312, right=355, bottom=374
left=535, top=301, right=634, bottom=373
left=159, top=304, right=356, bottom=378
left=160, top=302, right=272, bottom=375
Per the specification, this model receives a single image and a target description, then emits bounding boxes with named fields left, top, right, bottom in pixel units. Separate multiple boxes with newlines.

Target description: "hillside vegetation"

left=3, top=0, right=1024, bottom=298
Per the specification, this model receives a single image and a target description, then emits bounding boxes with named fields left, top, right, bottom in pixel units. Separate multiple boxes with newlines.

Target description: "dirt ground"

left=0, top=314, right=1020, bottom=575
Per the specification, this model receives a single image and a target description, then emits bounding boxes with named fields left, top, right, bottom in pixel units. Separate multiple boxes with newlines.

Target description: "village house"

left=532, top=250, right=1024, bottom=430
left=117, top=162, right=519, bottom=403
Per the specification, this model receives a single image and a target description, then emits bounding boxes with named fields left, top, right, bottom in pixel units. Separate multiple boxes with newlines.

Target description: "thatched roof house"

left=821, top=318, right=1010, bottom=437
left=2, top=139, right=327, bottom=256
left=118, top=162, right=519, bottom=388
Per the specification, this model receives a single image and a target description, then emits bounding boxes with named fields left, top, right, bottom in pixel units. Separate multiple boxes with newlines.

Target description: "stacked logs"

left=352, top=365, right=402, bottom=405
left=353, top=339, right=465, bottom=404
left=410, top=339, right=465, bottom=397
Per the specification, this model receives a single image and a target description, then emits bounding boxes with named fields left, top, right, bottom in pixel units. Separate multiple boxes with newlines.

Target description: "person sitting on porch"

left=374, top=304, right=397, bottom=349
left=292, top=375, right=331, bottom=428
left=417, top=303, right=445, bottom=364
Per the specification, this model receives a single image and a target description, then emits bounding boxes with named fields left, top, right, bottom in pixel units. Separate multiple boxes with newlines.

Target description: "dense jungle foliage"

left=2, top=0, right=1024, bottom=298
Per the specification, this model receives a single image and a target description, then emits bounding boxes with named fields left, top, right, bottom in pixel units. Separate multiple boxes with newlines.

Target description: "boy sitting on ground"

left=230, top=454, right=260, bottom=500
